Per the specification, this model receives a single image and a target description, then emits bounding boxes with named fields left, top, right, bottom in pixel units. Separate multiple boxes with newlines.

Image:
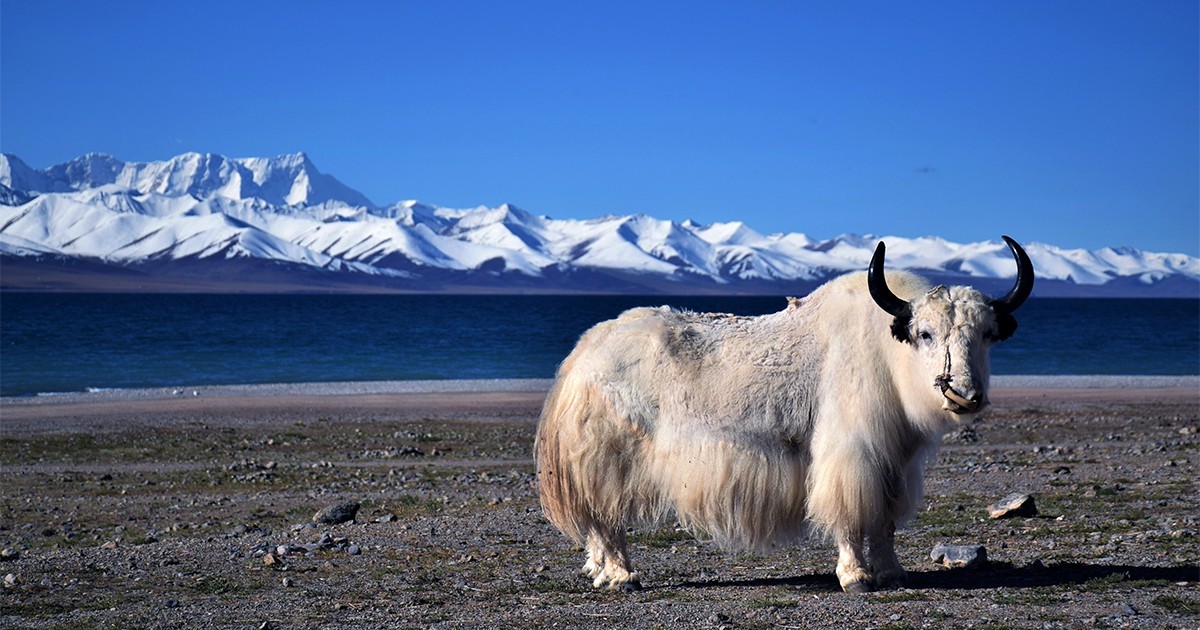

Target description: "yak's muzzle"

left=935, top=370, right=986, bottom=414
left=941, top=386, right=985, bottom=414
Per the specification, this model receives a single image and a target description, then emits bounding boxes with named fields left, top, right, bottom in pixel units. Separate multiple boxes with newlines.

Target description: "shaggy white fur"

left=535, top=269, right=1007, bottom=592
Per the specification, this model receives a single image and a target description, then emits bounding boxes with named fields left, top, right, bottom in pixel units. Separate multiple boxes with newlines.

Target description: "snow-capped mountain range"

left=2, top=152, right=1196, bottom=295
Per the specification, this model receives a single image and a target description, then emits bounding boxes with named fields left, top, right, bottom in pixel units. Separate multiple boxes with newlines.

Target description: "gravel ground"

left=0, top=382, right=1196, bottom=628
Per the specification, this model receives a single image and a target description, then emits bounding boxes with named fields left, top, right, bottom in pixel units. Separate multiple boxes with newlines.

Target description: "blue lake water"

left=1, top=293, right=1197, bottom=397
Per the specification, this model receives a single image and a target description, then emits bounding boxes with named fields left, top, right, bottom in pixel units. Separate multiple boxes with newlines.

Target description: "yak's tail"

left=535, top=371, right=650, bottom=542
left=535, top=373, right=595, bottom=542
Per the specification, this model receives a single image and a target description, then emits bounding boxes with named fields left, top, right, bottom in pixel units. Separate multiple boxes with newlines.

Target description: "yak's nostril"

left=941, top=387, right=980, bottom=412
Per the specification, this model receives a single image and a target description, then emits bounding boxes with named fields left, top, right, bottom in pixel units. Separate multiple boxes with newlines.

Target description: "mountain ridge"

left=2, top=152, right=1196, bottom=296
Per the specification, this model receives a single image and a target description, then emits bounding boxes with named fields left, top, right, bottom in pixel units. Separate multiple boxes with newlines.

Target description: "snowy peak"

left=235, top=152, right=376, bottom=208
left=1, top=151, right=376, bottom=209
left=1, top=151, right=1196, bottom=296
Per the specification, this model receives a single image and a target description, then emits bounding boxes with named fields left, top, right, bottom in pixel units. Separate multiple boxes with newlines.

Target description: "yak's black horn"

left=868, top=241, right=912, bottom=319
left=991, top=235, right=1035, bottom=315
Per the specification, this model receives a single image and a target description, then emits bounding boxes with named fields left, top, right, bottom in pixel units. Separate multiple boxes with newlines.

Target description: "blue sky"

left=2, top=1, right=1197, bottom=255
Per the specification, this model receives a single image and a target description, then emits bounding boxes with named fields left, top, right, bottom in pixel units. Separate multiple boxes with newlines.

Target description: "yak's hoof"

left=874, top=573, right=908, bottom=590
left=618, top=579, right=642, bottom=593
left=843, top=580, right=874, bottom=594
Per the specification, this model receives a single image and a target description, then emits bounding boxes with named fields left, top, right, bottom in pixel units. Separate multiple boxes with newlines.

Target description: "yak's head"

left=868, top=236, right=1034, bottom=416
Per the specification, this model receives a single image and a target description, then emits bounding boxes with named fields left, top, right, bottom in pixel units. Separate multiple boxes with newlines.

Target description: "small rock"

left=3, top=574, right=17, bottom=588
left=988, top=493, right=1037, bottom=519
left=165, top=598, right=180, bottom=608
left=263, top=553, right=278, bottom=566
left=1053, top=465, right=1071, bottom=475
left=930, top=543, right=987, bottom=569
left=346, top=545, right=361, bottom=556
left=281, top=577, right=293, bottom=588
left=0, top=548, right=18, bottom=561
left=1119, top=602, right=1138, bottom=615
left=313, top=502, right=360, bottom=525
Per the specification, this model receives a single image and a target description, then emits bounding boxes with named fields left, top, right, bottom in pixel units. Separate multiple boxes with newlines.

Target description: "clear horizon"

left=2, top=1, right=1197, bottom=256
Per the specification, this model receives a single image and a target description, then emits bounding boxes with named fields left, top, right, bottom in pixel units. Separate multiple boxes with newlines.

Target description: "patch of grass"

left=1079, top=572, right=1169, bottom=591
left=1113, top=509, right=1146, bottom=522
left=394, top=494, right=444, bottom=514
left=748, top=591, right=799, bottom=609
left=1077, top=572, right=1130, bottom=592
left=185, top=576, right=242, bottom=596
left=1077, top=571, right=1171, bottom=592
left=531, top=577, right=580, bottom=594
left=916, top=507, right=968, bottom=527
left=991, top=590, right=1060, bottom=606
left=869, top=590, right=932, bottom=603
left=1151, top=594, right=1200, bottom=614
left=635, top=527, right=696, bottom=549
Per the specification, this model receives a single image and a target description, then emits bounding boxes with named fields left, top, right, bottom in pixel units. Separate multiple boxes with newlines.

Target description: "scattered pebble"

left=313, top=502, right=360, bottom=525
left=930, top=543, right=987, bottom=569
left=0, top=548, right=18, bottom=561
left=988, top=493, right=1037, bottom=519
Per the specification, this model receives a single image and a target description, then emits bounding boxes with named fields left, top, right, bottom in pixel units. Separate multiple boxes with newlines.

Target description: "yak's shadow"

left=674, top=562, right=1198, bottom=592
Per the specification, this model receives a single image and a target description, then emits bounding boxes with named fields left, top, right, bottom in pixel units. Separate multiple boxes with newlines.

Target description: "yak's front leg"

left=584, top=527, right=641, bottom=591
left=834, top=531, right=873, bottom=593
left=866, top=522, right=907, bottom=589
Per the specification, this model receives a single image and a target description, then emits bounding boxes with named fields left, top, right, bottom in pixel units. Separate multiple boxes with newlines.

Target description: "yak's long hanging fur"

left=537, top=271, right=944, bottom=552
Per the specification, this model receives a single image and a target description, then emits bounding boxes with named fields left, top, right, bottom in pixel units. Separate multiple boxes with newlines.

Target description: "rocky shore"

left=1, top=381, right=1196, bottom=628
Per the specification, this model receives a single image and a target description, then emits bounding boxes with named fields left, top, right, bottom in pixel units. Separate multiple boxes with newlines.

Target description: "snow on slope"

left=2, top=151, right=1196, bottom=292
left=0, top=152, right=375, bottom=209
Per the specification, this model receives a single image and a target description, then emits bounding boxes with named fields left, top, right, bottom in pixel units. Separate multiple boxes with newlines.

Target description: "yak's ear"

left=995, top=313, right=1018, bottom=342
left=890, top=315, right=913, bottom=344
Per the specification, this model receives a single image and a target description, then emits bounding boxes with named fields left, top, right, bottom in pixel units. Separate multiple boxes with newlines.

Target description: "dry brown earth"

left=0, top=385, right=1196, bottom=628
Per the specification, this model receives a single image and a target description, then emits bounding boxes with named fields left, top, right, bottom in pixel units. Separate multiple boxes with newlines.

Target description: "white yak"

left=535, top=236, right=1034, bottom=592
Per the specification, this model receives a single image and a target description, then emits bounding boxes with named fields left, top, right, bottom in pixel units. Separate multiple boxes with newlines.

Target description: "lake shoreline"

left=1, top=376, right=1196, bottom=438
left=5, top=374, right=1197, bottom=404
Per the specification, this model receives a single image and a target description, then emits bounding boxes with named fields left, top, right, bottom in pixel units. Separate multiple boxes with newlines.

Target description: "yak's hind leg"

left=866, top=523, right=907, bottom=589
left=584, top=526, right=641, bottom=591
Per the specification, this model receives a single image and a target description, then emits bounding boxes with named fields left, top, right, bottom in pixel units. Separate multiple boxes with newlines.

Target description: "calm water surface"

left=1, top=294, right=1196, bottom=396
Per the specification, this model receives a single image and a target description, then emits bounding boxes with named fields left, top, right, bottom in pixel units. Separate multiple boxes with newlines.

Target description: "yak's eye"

left=918, top=330, right=933, bottom=342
